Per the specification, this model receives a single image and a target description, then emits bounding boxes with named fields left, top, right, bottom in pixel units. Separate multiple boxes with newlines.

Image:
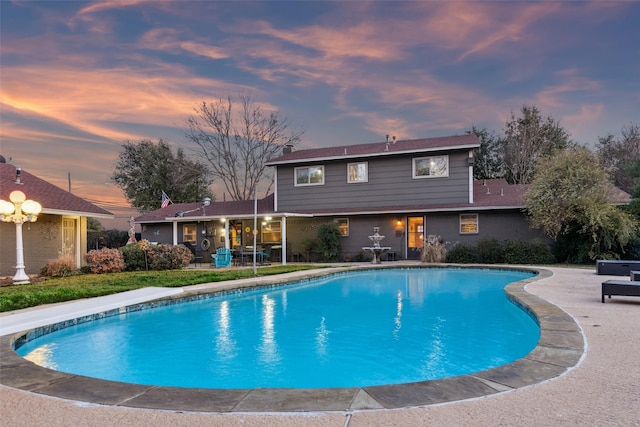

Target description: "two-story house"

left=266, top=134, right=547, bottom=260
left=136, top=134, right=548, bottom=262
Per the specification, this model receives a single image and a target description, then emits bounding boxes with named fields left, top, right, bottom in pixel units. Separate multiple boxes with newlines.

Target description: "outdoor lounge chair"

left=601, top=279, right=640, bottom=303
left=211, top=247, right=233, bottom=268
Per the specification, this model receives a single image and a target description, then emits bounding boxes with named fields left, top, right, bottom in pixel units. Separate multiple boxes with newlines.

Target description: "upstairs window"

left=413, top=155, right=449, bottom=178
left=459, top=214, right=479, bottom=234
left=347, top=162, right=368, bottom=183
left=295, top=165, right=324, bottom=186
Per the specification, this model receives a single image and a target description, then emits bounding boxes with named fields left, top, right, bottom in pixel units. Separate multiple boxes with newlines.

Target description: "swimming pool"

left=16, top=267, right=538, bottom=389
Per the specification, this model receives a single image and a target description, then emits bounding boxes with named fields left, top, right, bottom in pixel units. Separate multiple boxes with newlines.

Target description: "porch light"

left=0, top=190, right=42, bottom=284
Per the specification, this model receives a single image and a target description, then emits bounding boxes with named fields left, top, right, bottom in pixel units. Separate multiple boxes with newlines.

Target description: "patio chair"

left=211, top=247, right=233, bottom=268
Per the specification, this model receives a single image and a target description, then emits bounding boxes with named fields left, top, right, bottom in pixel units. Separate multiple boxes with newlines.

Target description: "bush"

left=317, top=223, right=342, bottom=262
left=85, top=248, right=125, bottom=274
left=421, top=235, right=447, bottom=263
left=446, top=244, right=479, bottom=263
left=40, top=256, right=77, bottom=277
left=120, top=243, right=148, bottom=271
left=147, top=244, right=192, bottom=270
left=503, top=240, right=555, bottom=264
left=477, top=237, right=504, bottom=264
left=354, top=251, right=371, bottom=262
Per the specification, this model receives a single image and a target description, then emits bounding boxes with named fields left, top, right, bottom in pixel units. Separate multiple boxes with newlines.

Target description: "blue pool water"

left=17, top=267, right=538, bottom=389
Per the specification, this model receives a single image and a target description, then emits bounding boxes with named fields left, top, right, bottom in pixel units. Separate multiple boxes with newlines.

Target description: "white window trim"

left=183, top=223, right=197, bottom=242
left=412, top=155, right=449, bottom=179
left=294, top=165, right=325, bottom=186
left=335, top=218, right=349, bottom=236
left=459, top=213, right=479, bottom=234
left=347, top=161, right=368, bottom=183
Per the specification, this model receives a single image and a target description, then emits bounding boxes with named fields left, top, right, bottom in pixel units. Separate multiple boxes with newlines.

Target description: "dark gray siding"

left=275, top=151, right=470, bottom=212
left=284, top=216, right=402, bottom=262
left=426, top=211, right=551, bottom=247
left=284, top=211, right=549, bottom=262
left=141, top=223, right=174, bottom=244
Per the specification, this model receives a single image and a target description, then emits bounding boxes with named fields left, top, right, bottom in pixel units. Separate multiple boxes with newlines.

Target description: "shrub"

left=446, top=244, right=478, bottom=263
left=147, top=244, right=192, bottom=270
left=120, top=243, right=148, bottom=271
left=503, top=240, right=555, bottom=264
left=354, top=251, right=371, bottom=262
left=421, top=235, right=447, bottom=263
left=477, top=237, right=504, bottom=264
left=317, top=223, right=342, bottom=262
left=40, top=256, right=77, bottom=277
left=85, top=248, right=125, bottom=274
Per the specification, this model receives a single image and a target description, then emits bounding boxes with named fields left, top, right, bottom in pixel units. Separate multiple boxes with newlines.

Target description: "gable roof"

left=0, top=162, right=113, bottom=217
left=266, top=134, right=480, bottom=165
left=135, top=193, right=276, bottom=223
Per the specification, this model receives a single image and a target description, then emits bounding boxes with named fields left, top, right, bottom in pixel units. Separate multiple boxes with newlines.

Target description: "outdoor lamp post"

left=0, top=190, right=42, bottom=284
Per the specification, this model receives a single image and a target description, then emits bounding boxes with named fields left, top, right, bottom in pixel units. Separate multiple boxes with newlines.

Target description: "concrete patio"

left=1, top=265, right=638, bottom=426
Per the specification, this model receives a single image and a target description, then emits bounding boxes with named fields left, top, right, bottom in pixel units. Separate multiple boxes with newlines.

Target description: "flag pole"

left=252, top=186, right=257, bottom=275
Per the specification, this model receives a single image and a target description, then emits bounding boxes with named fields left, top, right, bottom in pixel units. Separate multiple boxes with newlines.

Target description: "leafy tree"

left=185, top=94, right=304, bottom=200
left=627, top=159, right=640, bottom=216
left=502, top=105, right=573, bottom=184
left=111, top=139, right=213, bottom=212
left=524, top=147, right=638, bottom=261
left=468, top=126, right=505, bottom=180
left=597, top=123, right=640, bottom=194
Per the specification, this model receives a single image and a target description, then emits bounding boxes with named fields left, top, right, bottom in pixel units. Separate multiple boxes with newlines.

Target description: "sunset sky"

left=1, top=1, right=639, bottom=229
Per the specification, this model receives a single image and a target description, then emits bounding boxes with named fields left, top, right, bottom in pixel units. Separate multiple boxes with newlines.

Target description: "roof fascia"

left=307, top=205, right=525, bottom=216
left=43, top=208, right=114, bottom=218
left=136, top=212, right=311, bottom=224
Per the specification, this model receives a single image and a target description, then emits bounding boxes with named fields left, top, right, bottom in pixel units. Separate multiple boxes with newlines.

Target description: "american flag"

left=161, top=191, right=172, bottom=208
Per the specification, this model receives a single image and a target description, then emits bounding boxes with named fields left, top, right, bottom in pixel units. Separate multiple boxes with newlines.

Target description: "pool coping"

left=0, top=265, right=584, bottom=413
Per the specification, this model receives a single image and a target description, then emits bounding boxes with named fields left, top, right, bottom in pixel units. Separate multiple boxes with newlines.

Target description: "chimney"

left=15, top=167, right=22, bottom=184
left=283, top=144, right=294, bottom=154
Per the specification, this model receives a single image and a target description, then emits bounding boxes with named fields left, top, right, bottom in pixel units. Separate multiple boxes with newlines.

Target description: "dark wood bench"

left=602, top=280, right=640, bottom=303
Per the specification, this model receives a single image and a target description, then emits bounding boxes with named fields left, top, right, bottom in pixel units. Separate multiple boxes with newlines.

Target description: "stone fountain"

left=362, top=226, right=391, bottom=264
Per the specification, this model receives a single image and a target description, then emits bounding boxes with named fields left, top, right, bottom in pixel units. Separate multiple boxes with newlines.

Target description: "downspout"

left=468, top=150, right=474, bottom=204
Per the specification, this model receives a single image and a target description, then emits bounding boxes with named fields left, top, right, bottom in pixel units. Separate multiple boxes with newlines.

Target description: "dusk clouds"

left=1, top=1, right=638, bottom=227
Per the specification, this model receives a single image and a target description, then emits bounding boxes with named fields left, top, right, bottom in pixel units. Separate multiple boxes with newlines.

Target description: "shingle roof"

left=0, top=162, right=113, bottom=217
left=135, top=194, right=276, bottom=222
left=133, top=177, right=632, bottom=222
left=266, top=134, right=480, bottom=165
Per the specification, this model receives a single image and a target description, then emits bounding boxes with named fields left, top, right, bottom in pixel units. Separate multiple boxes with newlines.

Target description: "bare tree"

left=502, top=105, right=573, bottom=184
left=597, top=123, right=640, bottom=194
left=185, top=95, right=304, bottom=200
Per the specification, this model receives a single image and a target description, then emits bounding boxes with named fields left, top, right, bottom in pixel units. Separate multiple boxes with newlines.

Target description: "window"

left=261, top=221, right=281, bottom=243
left=347, top=162, right=368, bottom=183
left=183, top=224, right=197, bottom=242
left=459, top=214, right=478, bottom=234
left=335, top=218, right=349, bottom=236
left=413, top=155, right=449, bottom=178
left=295, top=165, right=324, bottom=186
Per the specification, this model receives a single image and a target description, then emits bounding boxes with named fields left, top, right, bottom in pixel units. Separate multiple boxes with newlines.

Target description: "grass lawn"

left=0, top=265, right=325, bottom=312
